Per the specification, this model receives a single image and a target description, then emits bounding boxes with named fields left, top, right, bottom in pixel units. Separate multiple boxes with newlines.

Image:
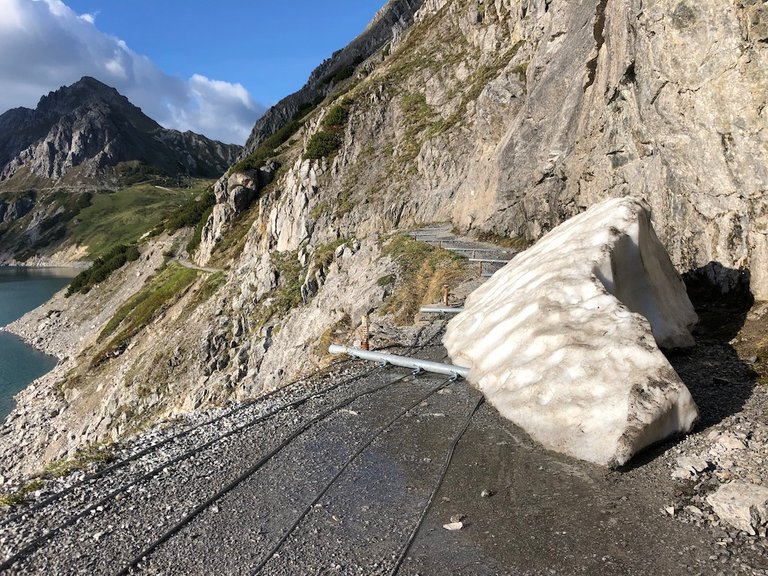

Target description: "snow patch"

left=444, top=197, right=699, bottom=467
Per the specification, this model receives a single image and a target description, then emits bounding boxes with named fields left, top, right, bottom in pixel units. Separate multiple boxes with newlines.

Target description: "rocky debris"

left=707, top=482, right=768, bottom=536
left=442, top=521, right=464, bottom=531
left=195, top=162, right=276, bottom=265
left=445, top=197, right=698, bottom=467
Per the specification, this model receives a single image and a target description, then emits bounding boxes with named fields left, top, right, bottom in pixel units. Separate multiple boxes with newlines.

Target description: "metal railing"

left=328, top=345, right=470, bottom=379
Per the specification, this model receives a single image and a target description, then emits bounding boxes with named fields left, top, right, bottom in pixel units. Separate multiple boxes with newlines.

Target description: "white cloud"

left=0, top=0, right=265, bottom=144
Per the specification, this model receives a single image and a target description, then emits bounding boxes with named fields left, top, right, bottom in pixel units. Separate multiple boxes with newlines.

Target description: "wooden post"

left=442, top=284, right=449, bottom=306
left=361, top=314, right=370, bottom=351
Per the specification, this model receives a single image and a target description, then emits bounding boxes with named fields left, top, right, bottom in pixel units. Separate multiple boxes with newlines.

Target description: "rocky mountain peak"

left=33, top=77, right=158, bottom=132
left=0, top=76, right=240, bottom=183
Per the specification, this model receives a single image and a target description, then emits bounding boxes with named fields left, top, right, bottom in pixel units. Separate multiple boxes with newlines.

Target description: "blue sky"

left=0, top=0, right=386, bottom=144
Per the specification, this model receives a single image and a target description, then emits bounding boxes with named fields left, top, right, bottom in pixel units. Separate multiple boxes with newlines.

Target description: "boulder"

left=707, top=482, right=768, bottom=535
left=444, top=197, right=699, bottom=467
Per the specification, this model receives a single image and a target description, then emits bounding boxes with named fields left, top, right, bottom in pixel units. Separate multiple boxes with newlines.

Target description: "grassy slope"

left=68, top=180, right=213, bottom=258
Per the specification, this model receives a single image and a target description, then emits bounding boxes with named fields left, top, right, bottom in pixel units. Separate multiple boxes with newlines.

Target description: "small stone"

left=685, top=505, right=704, bottom=516
left=480, top=489, right=493, bottom=498
left=443, top=521, right=464, bottom=531
left=671, top=467, right=692, bottom=480
left=718, top=435, right=747, bottom=450
left=664, top=506, right=676, bottom=516
left=450, top=514, right=466, bottom=523
left=676, top=456, right=710, bottom=473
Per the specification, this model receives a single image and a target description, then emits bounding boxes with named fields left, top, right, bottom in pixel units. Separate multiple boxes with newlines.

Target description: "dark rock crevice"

left=584, top=0, right=610, bottom=91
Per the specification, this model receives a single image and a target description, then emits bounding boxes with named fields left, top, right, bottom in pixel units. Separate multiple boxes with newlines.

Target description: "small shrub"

left=303, top=98, right=354, bottom=161
left=42, top=443, right=115, bottom=479
left=304, top=131, right=342, bottom=160
left=316, top=313, right=352, bottom=357
left=322, top=98, right=353, bottom=128
left=377, top=274, right=395, bottom=287
left=381, top=234, right=469, bottom=325
left=0, top=480, right=43, bottom=508
left=66, top=243, right=141, bottom=296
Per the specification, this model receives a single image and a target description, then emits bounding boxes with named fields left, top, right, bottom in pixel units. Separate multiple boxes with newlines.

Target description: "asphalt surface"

left=1, top=322, right=765, bottom=575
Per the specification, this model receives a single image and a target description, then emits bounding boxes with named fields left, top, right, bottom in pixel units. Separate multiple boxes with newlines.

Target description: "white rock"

left=671, top=468, right=692, bottom=480
left=718, top=434, right=747, bottom=450
left=707, top=482, right=768, bottom=535
left=676, top=456, right=710, bottom=473
left=443, top=521, right=464, bottom=531
left=444, top=197, right=699, bottom=467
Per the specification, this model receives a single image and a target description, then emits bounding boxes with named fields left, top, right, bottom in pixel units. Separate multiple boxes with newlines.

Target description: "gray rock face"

left=0, top=76, right=241, bottom=183
left=241, top=0, right=424, bottom=155
left=446, top=0, right=768, bottom=298
left=0, top=195, right=34, bottom=223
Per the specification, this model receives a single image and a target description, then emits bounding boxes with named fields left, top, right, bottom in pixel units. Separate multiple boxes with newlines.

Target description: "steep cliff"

left=242, top=0, right=424, bottom=155
left=2, top=0, right=766, bottom=476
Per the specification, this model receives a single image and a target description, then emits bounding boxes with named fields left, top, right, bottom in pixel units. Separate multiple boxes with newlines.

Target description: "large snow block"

left=444, top=197, right=699, bottom=467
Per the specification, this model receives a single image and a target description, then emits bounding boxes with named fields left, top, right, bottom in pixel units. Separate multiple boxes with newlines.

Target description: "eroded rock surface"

left=444, top=197, right=699, bottom=467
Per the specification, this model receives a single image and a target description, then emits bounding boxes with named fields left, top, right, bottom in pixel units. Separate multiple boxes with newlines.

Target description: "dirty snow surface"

left=444, top=197, right=700, bottom=467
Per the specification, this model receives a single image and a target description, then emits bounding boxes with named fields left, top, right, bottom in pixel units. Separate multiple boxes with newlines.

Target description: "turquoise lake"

left=0, top=267, right=76, bottom=422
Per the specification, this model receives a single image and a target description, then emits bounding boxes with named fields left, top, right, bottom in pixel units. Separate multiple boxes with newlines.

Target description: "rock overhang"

left=444, top=196, right=700, bottom=467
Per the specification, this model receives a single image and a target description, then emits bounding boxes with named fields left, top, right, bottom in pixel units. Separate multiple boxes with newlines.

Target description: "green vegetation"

left=42, top=442, right=116, bottom=479
left=381, top=234, right=469, bottom=325
left=96, top=263, right=199, bottom=361
left=231, top=97, right=324, bottom=173
left=312, top=238, right=349, bottom=273
left=209, top=201, right=264, bottom=265
left=165, top=188, right=216, bottom=232
left=316, top=313, right=352, bottom=357
left=253, top=250, right=306, bottom=327
left=305, top=132, right=343, bottom=160
left=304, top=98, right=354, bottom=160
left=185, top=271, right=226, bottom=314
left=377, top=274, right=395, bottom=287
left=66, top=243, right=140, bottom=296
left=399, top=92, right=435, bottom=161
left=197, top=271, right=226, bottom=301
left=68, top=180, right=214, bottom=257
left=0, top=479, right=43, bottom=508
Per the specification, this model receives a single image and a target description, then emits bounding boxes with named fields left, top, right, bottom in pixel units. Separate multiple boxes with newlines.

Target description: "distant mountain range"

left=0, top=76, right=241, bottom=188
left=0, top=77, right=243, bottom=264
